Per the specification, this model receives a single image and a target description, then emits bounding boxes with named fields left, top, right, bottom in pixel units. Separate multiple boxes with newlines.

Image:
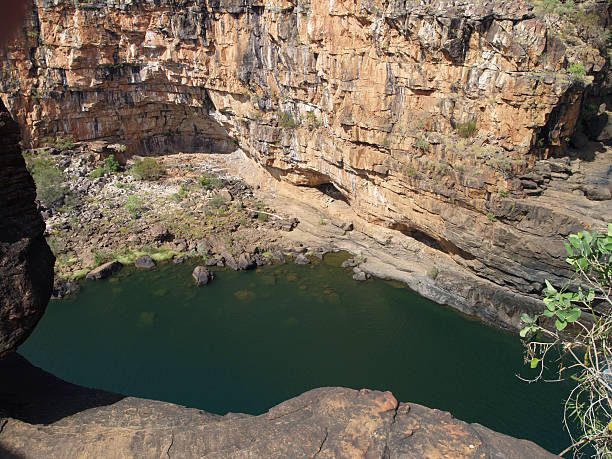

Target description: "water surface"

left=20, top=253, right=570, bottom=453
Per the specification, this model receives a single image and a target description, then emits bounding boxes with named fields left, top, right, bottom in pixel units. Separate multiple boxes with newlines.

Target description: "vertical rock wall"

left=0, top=99, right=54, bottom=356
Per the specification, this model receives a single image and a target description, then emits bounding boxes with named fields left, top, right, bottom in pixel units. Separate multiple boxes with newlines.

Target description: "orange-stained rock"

left=0, top=0, right=610, bottom=328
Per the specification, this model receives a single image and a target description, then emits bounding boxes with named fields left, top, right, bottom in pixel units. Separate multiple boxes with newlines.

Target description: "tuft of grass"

left=208, top=194, right=227, bottom=209
left=199, top=173, right=224, bottom=189
left=89, top=167, right=106, bottom=179
left=71, top=268, right=89, bottom=280
left=568, top=63, right=586, bottom=83
left=456, top=121, right=477, bottom=138
left=125, top=195, right=143, bottom=219
left=278, top=111, right=300, bottom=129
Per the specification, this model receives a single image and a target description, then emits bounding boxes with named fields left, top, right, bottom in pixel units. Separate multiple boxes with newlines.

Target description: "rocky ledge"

left=0, top=354, right=554, bottom=458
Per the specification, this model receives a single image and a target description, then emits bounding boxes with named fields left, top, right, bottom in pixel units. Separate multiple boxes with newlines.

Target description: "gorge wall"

left=1, top=0, right=611, bottom=327
left=0, top=99, right=54, bottom=357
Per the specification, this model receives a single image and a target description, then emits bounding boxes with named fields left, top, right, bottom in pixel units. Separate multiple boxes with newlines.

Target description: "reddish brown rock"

left=0, top=354, right=555, bottom=458
left=0, top=100, right=54, bottom=357
left=0, top=0, right=610, bottom=328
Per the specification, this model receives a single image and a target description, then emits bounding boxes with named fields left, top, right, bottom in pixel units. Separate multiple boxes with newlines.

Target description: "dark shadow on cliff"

left=0, top=353, right=124, bottom=425
left=0, top=446, right=26, bottom=459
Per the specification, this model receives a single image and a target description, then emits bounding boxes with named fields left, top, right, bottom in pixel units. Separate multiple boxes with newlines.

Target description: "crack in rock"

left=166, top=431, right=174, bottom=458
left=312, top=428, right=328, bottom=458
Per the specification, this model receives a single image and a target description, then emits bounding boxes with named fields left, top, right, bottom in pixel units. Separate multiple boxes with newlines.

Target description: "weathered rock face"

left=0, top=100, right=54, bottom=357
left=0, top=0, right=611, bottom=327
left=0, top=354, right=555, bottom=458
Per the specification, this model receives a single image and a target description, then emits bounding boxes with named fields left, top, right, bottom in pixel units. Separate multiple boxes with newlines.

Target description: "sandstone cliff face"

left=0, top=354, right=555, bottom=458
left=0, top=100, right=54, bottom=357
left=1, top=0, right=611, bottom=326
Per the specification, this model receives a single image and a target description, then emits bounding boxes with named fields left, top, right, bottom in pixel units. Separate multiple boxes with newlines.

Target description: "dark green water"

left=20, top=253, right=570, bottom=453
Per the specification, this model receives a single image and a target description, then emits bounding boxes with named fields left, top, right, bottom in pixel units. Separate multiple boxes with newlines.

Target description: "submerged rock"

left=134, top=256, right=155, bottom=269
left=352, top=270, right=370, bottom=281
left=86, top=261, right=123, bottom=280
left=192, top=266, right=213, bottom=286
left=295, top=254, right=310, bottom=265
left=341, top=257, right=357, bottom=268
left=52, top=278, right=80, bottom=300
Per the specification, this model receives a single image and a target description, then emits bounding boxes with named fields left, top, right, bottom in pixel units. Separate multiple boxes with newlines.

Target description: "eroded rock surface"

left=0, top=354, right=555, bottom=458
left=0, top=0, right=610, bottom=327
left=0, top=100, right=54, bottom=357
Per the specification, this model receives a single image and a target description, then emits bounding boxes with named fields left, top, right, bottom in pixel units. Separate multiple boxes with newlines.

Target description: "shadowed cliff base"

left=0, top=354, right=555, bottom=458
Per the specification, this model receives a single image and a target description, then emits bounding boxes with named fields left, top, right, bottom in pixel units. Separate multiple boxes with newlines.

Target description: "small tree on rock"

left=520, top=224, right=612, bottom=457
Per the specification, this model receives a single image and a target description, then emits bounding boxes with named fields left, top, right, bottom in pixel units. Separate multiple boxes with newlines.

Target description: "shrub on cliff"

left=199, top=173, right=223, bottom=190
left=104, top=155, right=121, bottom=173
left=568, top=63, right=587, bottom=83
left=455, top=121, right=477, bottom=138
left=130, top=158, right=166, bottom=181
left=25, top=152, right=67, bottom=207
left=278, top=112, right=300, bottom=129
left=520, top=225, right=612, bottom=457
left=125, top=195, right=143, bottom=219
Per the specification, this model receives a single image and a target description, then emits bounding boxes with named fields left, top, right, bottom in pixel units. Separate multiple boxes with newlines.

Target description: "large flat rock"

left=0, top=355, right=554, bottom=458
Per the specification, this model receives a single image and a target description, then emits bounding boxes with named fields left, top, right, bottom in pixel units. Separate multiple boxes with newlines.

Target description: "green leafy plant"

left=520, top=225, right=612, bottom=457
left=172, top=185, right=189, bottom=202
left=104, top=155, right=121, bottom=173
left=131, top=158, right=166, bottom=180
left=89, top=167, right=106, bottom=179
left=416, top=138, right=430, bottom=152
left=456, top=121, right=478, bottom=138
left=199, top=173, right=224, bottom=190
left=41, top=136, right=75, bottom=150
left=532, top=0, right=576, bottom=15
left=487, top=212, right=497, bottom=222
left=404, top=166, right=419, bottom=178
left=278, top=111, right=300, bottom=129
left=125, top=195, right=143, bottom=219
left=568, top=63, right=587, bottom=83
left=305, top=111, right=322, bottom=128
left=25, top=153, right=67, bottom=206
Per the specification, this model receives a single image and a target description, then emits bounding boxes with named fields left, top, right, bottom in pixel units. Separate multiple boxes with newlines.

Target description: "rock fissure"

left=312, top=428, right=328, bottom=458
left=166, top=431, right=174, bottom=458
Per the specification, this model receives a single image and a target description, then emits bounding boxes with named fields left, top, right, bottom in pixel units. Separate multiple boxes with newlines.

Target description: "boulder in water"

left=192, top=266, right=213, bottom=286
left=295, top=254, right=310, bottom=265
left=237, top=253, right=255, bottom=270
left=135, top=256, right=155, bottom=269
left=86, top=261, right=123, bottom=280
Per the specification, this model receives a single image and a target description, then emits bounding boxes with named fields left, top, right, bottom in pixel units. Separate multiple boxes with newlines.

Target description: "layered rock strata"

left=0, top=100, right=54, bottom=357
left=0, top=354, right=555, bottom=458
left=0, top=0, right=611, bottom=327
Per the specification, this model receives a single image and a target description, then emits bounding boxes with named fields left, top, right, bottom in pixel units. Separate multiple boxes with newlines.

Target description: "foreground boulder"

left=86, top=261, right=123, bottom=280
left=192, top=266, right=213, bottom=286
left=0, top=354, right=555, bottom=458
left=0, top=101, right=54, bottom=357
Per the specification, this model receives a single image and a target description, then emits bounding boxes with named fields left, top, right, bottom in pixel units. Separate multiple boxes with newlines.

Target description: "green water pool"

left=19, top=253, right=570, bottom=453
